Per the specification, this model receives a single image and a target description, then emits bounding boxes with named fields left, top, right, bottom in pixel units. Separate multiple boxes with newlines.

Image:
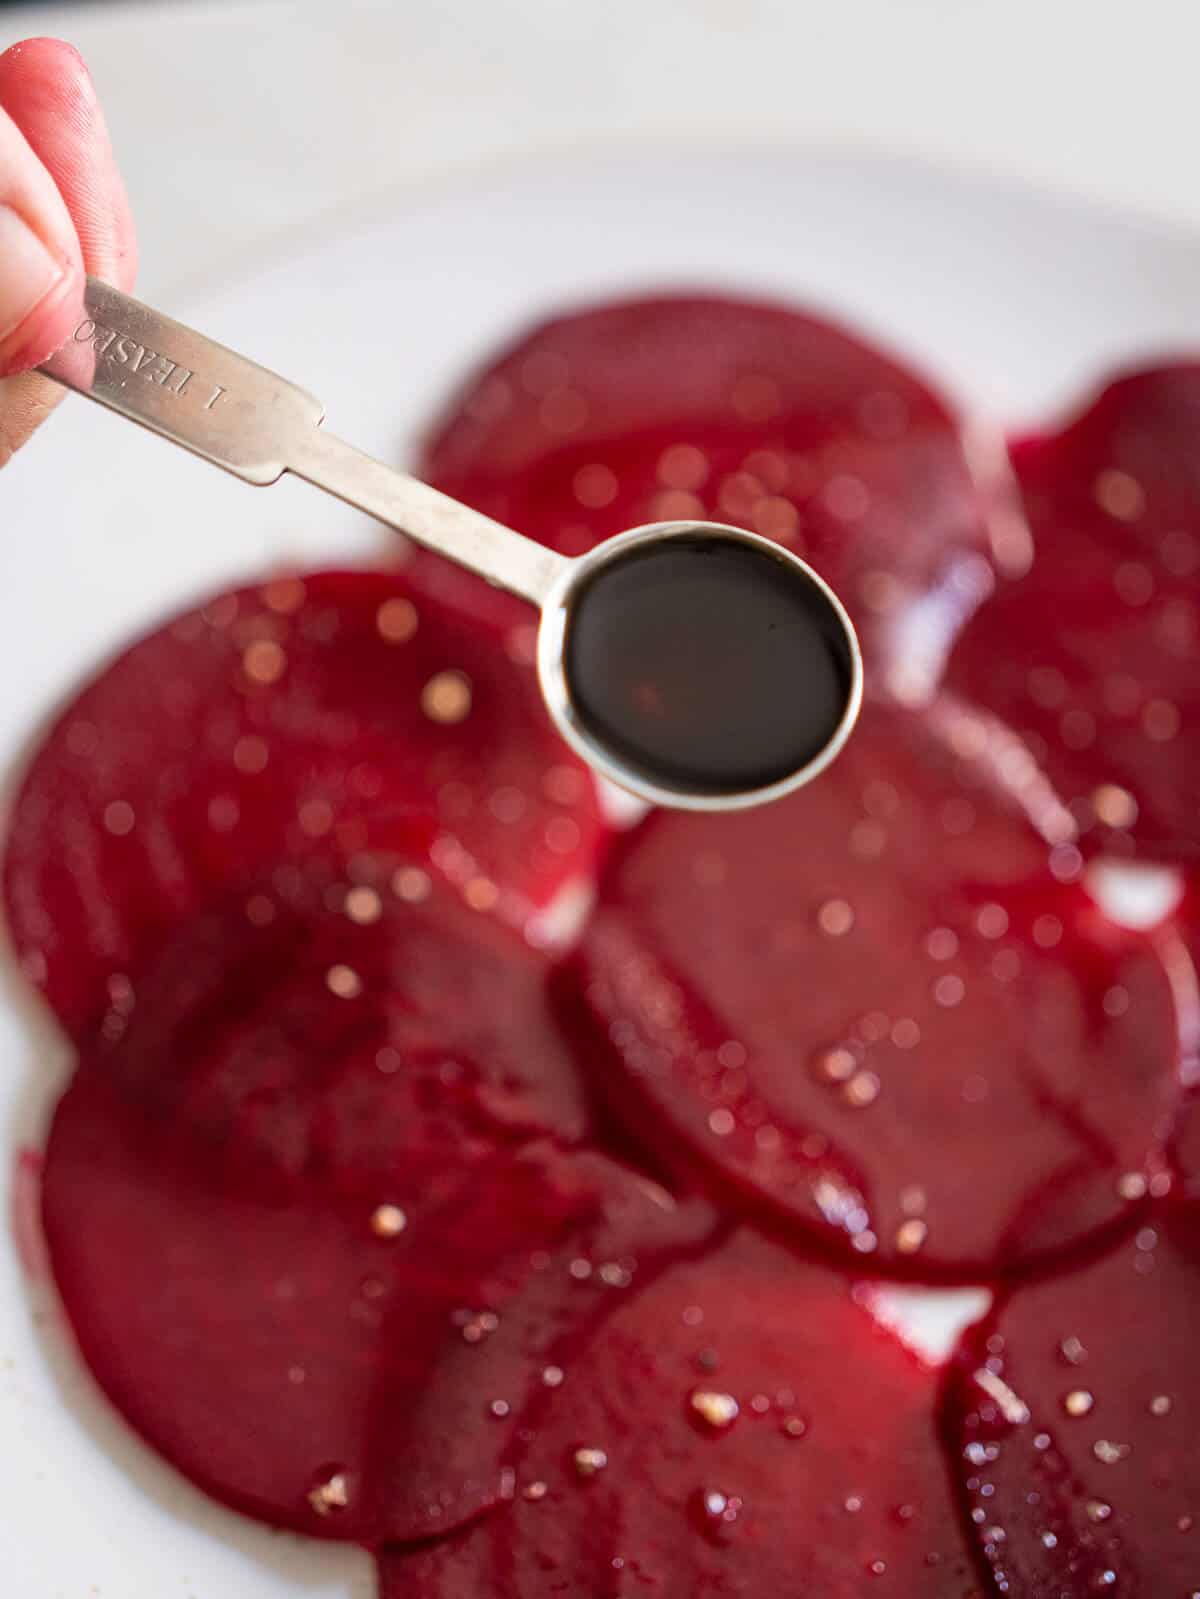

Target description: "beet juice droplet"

left=563, top=536, right=856, bottom=799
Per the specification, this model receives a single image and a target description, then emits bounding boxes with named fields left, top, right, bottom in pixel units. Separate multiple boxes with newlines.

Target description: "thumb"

left=0, top=98, right=83, bottom=378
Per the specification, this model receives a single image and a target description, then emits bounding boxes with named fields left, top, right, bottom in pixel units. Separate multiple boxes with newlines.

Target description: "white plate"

left=3, top=149, right=1200, bottom=1597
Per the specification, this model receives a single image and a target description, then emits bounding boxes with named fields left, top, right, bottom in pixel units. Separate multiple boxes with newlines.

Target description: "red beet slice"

left=80, top=863, right=592, bottom=1155
left=946, top=367, right=1200, bottom=862
left=943, top=1201, right=1200, bottom=1595
left=4, top=568, right=604, bottom=1042
left=416, top=295, right=995, bottom=696
left=1173, top=1092, right=1200, bottom=1202
left=566, top=703, right=1186, bottom=1278
left=379, top=1228, right=979, bottom=1597
left=1168, top=883, right=1200, bottom=1198
left=41, top=877, right=710, bottom=1543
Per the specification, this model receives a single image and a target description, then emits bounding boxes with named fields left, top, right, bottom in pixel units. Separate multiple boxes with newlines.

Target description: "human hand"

left=0, top=37, right=135, bottom=467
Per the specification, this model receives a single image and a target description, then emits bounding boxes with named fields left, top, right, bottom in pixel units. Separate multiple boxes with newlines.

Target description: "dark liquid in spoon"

left=565, top=537, right=855, bottom=796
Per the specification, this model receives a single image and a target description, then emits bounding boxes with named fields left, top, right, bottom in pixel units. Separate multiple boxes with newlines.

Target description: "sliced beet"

left=378, top=1227, right=979, bottom=1597
left=1173, top=1094, right=1200, bottom=1201
left=416, top=294, right=994, bottom=695
left=4, top=569, right=604, bottom=1042
left=943, top=1201, right=1200, bottom=1595
left=82, top=864, right=593, bottom=1159
left=45, top=1074, right=698, bottom=1546
left=946, top=366, right=1200, bottom=862
left=40, top=879, right=709, bottom=1543
left=1168, top=883, right=1200, bottom=1198
left=566, top=703, right=1185, bottom=1278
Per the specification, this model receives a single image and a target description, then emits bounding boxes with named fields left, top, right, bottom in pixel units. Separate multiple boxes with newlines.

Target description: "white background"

left=6, top=0, right=1200, bottom=300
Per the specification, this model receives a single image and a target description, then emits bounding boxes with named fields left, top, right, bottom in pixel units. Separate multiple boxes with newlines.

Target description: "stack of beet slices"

left=5, top=296, right=1199, bottom=1597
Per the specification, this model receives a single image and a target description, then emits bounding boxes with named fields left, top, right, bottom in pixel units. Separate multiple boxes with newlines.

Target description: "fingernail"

left=0, top=203, right=65, bottom=358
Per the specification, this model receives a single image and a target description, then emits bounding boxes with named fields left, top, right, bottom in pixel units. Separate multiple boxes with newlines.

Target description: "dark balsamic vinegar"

left=564, top=538, right=854, bottom=796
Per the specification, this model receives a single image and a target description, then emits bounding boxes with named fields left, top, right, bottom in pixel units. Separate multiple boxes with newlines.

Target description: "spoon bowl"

left=537, top=520, right=863, bottom=810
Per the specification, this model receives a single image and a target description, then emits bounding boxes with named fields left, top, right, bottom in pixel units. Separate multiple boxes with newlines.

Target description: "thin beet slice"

left=943, top=1201, right=1200, bottom=1596
left=1177, top=1087, right=1200, bottom=1202
left=4, top=569, right=604, bottom=1042
left=946, top=366, right=1200, bottom=862
left=566, top=703, right=1186, bottom=1278
left=84, top=863, right=593, bottom=1159
left=1168, top=882, right=1200, bottom=1198
left=44, top=1074, right=700, bottom=1546
left=379, top=1228, right=979, bottom=1597
left=416, top=294, right=995, bottom=696
left=41, top=878, right=709, bottom=1543
left=1173, top=1092, right=1200, bottom=1201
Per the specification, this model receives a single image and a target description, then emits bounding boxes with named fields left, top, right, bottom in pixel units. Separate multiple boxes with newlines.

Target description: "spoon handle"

left=40, top=277, right=565, bottom=606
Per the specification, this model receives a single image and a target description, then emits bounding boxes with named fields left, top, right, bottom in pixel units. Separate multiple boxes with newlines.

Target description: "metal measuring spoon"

left=42, top=279, right=862, bottom=811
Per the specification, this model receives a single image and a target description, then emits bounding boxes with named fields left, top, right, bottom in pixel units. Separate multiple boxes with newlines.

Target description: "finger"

left=0, top=99, right=83, bottom=380
left=0, top=38, right=136, bottom=291
left=0, top=39, right=136, bottom=466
